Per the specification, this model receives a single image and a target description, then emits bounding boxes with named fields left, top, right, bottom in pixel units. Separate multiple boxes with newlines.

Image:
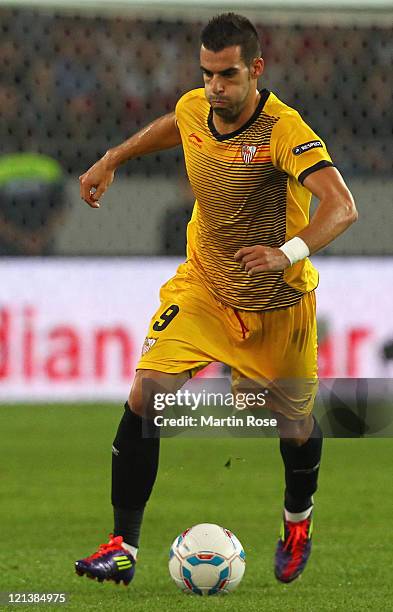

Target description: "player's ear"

left=250, top=57, right=264, bottom=79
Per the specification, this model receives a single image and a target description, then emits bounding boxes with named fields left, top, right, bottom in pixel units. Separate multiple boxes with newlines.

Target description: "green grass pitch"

left=0, top=404, right=392, bottom=611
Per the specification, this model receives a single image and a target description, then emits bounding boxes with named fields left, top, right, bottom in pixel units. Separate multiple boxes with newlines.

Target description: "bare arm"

left=80, top=112, right=181, bottom=208
left=234, top=166, right=358, bottom=274
left=297, top=166, right=358, bottom=252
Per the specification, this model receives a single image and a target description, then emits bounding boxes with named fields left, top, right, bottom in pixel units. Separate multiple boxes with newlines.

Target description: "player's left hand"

left=234, top=245, right=291, bottom=275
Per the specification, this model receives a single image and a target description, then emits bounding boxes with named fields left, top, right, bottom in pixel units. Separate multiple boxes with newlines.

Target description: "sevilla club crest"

left=141, top=337, right=157, bottom=356
left=241, top=144, right=257, bottom=164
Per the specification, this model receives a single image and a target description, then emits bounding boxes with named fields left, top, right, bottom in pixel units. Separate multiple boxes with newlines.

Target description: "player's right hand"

left=79, top=157, right=116, bottom=208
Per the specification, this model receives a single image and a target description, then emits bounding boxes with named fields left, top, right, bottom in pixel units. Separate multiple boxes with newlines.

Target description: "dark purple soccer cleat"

left=274, top=513, right=313, bottom=583
left=75, top=534, right=135, bottom=585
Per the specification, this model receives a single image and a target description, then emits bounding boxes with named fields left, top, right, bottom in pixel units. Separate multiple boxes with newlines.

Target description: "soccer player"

left=76, top=13, right=357, bottom=585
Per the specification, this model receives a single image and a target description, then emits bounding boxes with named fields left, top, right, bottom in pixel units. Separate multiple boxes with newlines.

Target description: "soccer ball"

left=168, top=523, right=246, bottom=595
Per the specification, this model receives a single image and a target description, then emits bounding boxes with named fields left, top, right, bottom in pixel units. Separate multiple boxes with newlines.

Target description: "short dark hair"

left=200, top=13, right=261, bottom=66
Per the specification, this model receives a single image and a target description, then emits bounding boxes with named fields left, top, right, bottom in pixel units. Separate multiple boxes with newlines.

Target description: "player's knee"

left=128, top=369, right=189, bottom=418
left=277, top=413, right=314, bottom=446
left=127, top=372, right=151, bottom=417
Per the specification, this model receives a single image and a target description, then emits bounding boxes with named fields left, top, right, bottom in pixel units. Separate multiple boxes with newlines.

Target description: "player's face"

left=200, top=45, right=256, bottom=123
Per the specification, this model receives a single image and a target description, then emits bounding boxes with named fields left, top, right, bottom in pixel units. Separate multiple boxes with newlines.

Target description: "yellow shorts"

left=137, top=261, right=318, bottom=419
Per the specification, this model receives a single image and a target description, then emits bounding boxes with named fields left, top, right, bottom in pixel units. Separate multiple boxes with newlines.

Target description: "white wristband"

left=279, top=237, right=310, bottom=265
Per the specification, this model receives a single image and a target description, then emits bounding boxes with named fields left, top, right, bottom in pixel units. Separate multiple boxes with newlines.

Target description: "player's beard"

left=212, top=104, right=242, bottom=123
left=210, top=83, right=251, bottom=124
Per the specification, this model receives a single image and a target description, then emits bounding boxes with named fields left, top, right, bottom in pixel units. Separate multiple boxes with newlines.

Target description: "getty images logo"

left=292, top=140, right=323, bottom=155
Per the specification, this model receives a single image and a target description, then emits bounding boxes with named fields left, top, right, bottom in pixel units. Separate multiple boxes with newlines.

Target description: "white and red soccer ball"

left=168, top=523, right=246, bottom=595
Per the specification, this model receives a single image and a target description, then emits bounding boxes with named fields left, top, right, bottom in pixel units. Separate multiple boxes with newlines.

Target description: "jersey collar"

left=207, top=88, right=270, bottom=142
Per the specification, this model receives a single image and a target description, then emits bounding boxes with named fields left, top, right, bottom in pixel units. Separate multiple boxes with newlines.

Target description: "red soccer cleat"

left=274, top=513, right=313, bottom=583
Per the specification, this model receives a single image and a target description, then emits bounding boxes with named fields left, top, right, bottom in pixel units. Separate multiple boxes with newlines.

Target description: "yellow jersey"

left=175, top=87, right=333, bottom=311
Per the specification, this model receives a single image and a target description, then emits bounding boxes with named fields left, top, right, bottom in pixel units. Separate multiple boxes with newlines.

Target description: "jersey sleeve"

left=270, top=112, right=334, bottom=184
left=174, top=93, right=186, bottom=129
left=175, top=89, right=198, bottom=131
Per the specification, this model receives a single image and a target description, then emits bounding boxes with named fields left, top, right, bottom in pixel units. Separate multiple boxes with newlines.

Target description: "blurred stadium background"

left=0, top=0, right=392, bottom=399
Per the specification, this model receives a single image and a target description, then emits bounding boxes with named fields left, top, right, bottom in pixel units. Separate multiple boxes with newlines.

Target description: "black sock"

left=112, top=402, right=160, bottom=548
left=113, top=506, right=145, bottom=550
left=279, top=417, right=323, bottom=513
